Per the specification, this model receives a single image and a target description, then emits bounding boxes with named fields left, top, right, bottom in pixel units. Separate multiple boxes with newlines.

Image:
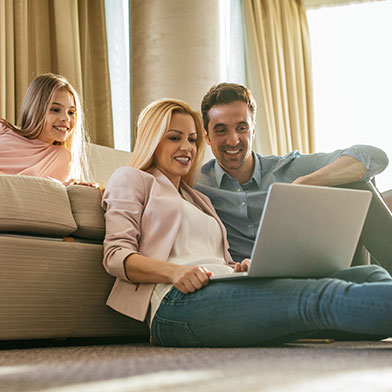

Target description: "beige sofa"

left=0, top=144, right=149, bottom=341
left=1, top=144, right=391, bottom=342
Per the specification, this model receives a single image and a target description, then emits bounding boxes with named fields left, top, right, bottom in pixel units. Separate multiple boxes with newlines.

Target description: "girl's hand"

left=64, top=179, right=105, bottom=196
left=171, top=265, right=212, bottom=294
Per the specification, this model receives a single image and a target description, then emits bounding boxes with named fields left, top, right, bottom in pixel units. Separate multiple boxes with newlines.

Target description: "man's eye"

left=215, top=129, right=225, bottom=134
left=238, top=125, right=248, bottom=131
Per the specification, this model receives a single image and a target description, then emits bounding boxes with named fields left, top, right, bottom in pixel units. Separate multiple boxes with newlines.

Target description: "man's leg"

left=339, top=181, right=392, bottom=272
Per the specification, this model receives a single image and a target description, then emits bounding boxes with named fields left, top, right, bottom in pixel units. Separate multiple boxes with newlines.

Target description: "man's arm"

left=292, top=155, right=366, bottom=186
left=287, top=145, right=388, bottom=186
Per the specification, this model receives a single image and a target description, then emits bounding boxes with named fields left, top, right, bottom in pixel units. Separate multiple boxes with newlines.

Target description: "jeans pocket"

left=151, top=314, right=201, bottom=347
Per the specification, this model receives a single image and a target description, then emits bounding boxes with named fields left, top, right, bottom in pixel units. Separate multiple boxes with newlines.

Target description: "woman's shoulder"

left=103, top=166, right=156, bottom=208
left=109, top=166, right=154, bottom=184
left=106, top=166, right=155, bottom=195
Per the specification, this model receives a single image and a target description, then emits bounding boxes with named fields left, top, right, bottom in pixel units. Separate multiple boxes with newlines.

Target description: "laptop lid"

left=247, top=183, right=372, bottom=278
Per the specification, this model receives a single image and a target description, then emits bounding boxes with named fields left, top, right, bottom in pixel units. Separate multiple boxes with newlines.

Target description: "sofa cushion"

left=87, top=143, right=132, bottom=185
left=0, top=175, right=77, bottom=236
left=67, top=185, right=105, bottom=240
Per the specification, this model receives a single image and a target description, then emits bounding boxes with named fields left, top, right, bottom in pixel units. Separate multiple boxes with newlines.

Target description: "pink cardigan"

left=0, top=120, right=71, bottom=181
left=102, top=166, right=234, bottom=321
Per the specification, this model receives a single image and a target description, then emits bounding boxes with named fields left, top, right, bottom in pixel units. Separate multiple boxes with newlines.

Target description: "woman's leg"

left=151, top=266, right=392, bottom=347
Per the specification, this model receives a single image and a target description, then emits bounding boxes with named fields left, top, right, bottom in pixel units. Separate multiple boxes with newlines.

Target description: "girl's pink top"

left=0, top=121, right=71, bottom=182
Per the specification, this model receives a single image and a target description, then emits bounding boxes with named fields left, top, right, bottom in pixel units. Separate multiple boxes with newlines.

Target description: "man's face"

left=205, top=100, right=255, bottom=177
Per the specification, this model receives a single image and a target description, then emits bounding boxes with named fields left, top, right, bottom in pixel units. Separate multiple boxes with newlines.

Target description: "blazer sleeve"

left=101, top=166, right=147, bottom=281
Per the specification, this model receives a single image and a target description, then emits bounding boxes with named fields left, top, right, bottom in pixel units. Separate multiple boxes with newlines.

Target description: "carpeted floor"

left=1, top=338, right=392, bottom=392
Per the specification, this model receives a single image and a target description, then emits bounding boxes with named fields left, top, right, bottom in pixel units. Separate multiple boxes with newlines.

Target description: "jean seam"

left=152, top=313, right=202, bottom=347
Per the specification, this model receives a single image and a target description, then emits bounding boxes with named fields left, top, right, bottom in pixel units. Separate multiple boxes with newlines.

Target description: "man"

left=195, top=83, right=391, bottom=270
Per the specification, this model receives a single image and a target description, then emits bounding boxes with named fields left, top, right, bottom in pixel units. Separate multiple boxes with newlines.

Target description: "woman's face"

left=154, top=112, right=198, bottom=188
left=39, top=89, right=76, bottom=144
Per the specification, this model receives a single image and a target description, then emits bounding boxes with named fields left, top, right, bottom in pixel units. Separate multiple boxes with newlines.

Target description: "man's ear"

left=251, top=125, right=256, bottom=140
left=204, top=129, right=211, bottom=145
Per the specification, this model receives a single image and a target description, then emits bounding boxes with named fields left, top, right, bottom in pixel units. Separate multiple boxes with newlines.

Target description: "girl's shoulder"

left=0, top=119, right=16, bottom=135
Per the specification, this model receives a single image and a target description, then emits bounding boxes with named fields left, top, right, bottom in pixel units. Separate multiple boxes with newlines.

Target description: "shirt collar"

left=213, top=152, right=262, bottom=188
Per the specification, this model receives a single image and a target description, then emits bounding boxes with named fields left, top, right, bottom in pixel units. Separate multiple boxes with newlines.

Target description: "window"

left=104, top=0, right=130, bottom=151
left=219, top=0, right=246, bottom=84
left=307, top=1, right=392, bottom=191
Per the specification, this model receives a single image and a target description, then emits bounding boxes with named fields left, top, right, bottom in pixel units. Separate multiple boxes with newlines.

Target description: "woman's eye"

left=50, top=108, right=60, bottom=113
left=68, top=111, right=75, bottom=116
left=189, top=137, right=197, bottom=143
left=168, top=136, right=179, bottom=141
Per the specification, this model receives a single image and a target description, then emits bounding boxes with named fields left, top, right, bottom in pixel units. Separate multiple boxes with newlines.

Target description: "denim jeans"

left=151, top=265, right=392, bottom=347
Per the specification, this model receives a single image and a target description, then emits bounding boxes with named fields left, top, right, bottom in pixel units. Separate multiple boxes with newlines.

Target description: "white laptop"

left=210, top=182, right=372, bottom=280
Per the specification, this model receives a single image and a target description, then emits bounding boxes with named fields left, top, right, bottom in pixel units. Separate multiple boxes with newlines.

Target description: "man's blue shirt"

left=195, top=145, right=389, bottom=261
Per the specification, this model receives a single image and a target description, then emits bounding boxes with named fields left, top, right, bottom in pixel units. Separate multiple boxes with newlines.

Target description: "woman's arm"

left=125, top=253, right=211, bottom=294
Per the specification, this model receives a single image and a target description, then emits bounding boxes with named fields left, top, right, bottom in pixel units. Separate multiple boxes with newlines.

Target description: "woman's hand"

left=171, top=265, right=212, bottom=294
left=233, top=258, right=251, bottom=273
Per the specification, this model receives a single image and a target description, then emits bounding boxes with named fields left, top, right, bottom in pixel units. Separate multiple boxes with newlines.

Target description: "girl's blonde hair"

left=5, top=73, right=89, bottom=180
left=130, top=98, right=205, bottom=186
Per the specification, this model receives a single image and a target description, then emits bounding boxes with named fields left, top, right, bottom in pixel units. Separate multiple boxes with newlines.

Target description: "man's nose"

left=226, top=131, right=240, bottom=146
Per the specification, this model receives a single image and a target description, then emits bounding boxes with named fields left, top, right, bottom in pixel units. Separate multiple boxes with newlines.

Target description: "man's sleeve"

left=283, top=145, right=389, bottom=182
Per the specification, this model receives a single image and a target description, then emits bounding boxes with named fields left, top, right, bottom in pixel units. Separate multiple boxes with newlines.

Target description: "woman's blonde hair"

left=9, top=73, right=89, bottom=180
left=130, top=98, right=205, bottom=186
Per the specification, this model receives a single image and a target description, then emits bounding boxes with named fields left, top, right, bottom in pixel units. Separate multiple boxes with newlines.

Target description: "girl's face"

left=39, top=89, right=76, bottom=144
left=154, top=112, right=198, bottom=188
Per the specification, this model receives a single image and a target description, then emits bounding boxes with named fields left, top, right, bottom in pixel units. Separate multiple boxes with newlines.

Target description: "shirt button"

left=237, top=188, right=241, bottom=192
left=248, top=224, right=252, bottom=228
left=241, top=202, right=246, bottom=206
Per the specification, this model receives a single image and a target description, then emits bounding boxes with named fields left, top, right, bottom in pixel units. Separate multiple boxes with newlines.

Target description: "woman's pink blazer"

left=102, top=166, right=234, bottom=321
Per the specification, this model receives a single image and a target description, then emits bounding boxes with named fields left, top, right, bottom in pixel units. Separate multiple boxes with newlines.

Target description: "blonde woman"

left=102, top=98, right=392, bottom=347
left=0, top=73, right=89, bottom=182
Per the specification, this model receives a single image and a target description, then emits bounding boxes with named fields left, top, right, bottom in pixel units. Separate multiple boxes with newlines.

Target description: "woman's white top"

left=149, top=195, right=233, bottom=326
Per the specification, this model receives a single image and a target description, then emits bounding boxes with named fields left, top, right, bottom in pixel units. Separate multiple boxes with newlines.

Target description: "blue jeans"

left=151, top=265, right=392, bottom=347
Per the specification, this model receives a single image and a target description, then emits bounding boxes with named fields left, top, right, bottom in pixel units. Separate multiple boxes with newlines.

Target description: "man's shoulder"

left=197, top=158, right=218, bottom=186
left=254, top=151, right=300, bottom=172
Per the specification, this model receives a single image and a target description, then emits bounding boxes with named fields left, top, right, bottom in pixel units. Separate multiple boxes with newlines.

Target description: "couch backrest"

left=87, top=144, right=132, bottom=185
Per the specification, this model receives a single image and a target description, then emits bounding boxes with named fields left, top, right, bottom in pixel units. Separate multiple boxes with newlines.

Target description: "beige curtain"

left=0, top=0, right=113, bottom=147
left=243, top=0, right=315, bottom=156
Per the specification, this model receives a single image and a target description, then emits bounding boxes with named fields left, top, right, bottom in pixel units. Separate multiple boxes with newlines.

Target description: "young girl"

left=0, top=73, right=89, bottom=182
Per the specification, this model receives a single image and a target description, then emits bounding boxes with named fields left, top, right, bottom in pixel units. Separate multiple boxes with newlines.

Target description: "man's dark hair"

left=201, top=83, right=257, bottom=132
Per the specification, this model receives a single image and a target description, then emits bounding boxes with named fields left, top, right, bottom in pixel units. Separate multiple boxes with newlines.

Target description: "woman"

left=0, top=73, right=89, bottom=182
left=102, top=98, right=392, bottom=347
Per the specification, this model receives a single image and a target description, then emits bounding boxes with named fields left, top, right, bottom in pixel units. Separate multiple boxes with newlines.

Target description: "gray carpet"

left=1, top=339, right=392, bottom=392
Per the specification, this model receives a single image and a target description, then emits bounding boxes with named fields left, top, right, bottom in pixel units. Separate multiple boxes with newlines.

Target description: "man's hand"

left=233, top=258, right=251, bottom=273
left=171, top=266, right=212, bottom=294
